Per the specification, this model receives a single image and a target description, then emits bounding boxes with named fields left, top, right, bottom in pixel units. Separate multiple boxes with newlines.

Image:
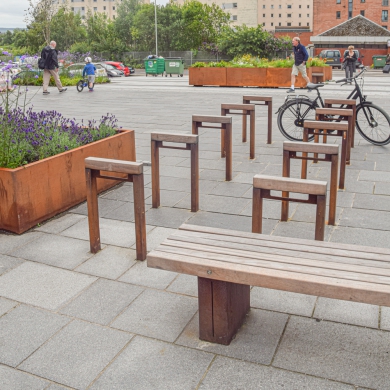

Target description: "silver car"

left=64, top=63, right=107, bottom=78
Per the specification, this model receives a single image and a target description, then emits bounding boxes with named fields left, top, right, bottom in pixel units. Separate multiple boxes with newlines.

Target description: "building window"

left=271, top=4, right=274, bottom=8
left=383, top=10, right=389, bottom=21
left=279, top=5, right=282, bottom=8
left=336, top=0, right=341, bottom=3
left=81, top=6, right=84, bottom=10
left=299, top=22, right=301, bottom=26
left=93, top=7, right=97, bottom=10
left=361, top=0, right=366, bottom=2
left=271, top=13, right=273, bottom=17
left=287, top=22, right=291, bottom=26
left=279, top=13, right=281, bottom=17
left=113, top=15, right=116, bottom=19
left=287, top=4, right=292, bottom=8
left=271, top=22, right=273, bottom=26
left=103, top=6, right=106, bottom=10
left=279, top=22, right=281, bottom=26
left=299, top=13, right=301, bottom=17
left=263, top=13, right=265, bottom=17
left=336, top=11, right=341, bottom=18
left=233, top=3, right=237, bottom=7
left=263, top=22, right=265, bottom=26
left=307, top=13, right=310, bottom=17
left=383, top=0, right=389, bottom=5
left=299, top=4, right=301, bottom=8
left=307, top=22, right=309, bottom=26
left=263, top=4, right=265, bottom=8
left=360, top=10, right=365, bottom=15
left=233, top=15, right=237, bottom=20
left=113, top=6, right=115, bottom=9
left=287, top=14, right=291, bottom=17
left=307, top=5, right=310, bottom=8
left=383, top=25, right=388, bottom=28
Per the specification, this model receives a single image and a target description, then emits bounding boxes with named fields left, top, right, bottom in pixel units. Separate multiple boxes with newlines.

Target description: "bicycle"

left=276, top=67, right=390, bottom=146
left=76, top=78, right=94, bottom=92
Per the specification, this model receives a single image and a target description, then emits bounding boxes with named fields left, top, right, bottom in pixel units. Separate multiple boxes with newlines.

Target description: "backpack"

left=38, top=57, right=46, bottom=70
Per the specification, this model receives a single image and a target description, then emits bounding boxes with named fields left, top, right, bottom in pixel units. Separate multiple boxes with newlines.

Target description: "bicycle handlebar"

left=335, top=67, right=367, bottom=84
left=336, top=78, right=347, bottom=83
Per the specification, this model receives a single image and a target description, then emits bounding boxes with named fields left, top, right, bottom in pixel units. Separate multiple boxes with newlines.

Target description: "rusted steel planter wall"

left=0, top=130, right=136, bottom=234
left=189, top=67, right=332, bottom=87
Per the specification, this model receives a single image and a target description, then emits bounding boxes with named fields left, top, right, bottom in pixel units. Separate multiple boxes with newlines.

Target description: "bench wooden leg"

left=281, top=150, right=290, bottom=221
left=339, top=131, right=347, bottom=190
left=86, top=168, right=101, bottom=254
left=225, top=124, right=232, bottom=181
left=133, top=174, right=147, bottom=260
left=252, top=187, right=263, bottom=233
left=328, top=154, right=339, bottom=225
left=301, top=129, right=309, bottom=179
left=249, top=111, right=255, bottom=159
left=346, top=117, right=352, bottom=165
left=315, top=194, right=326, bottom=241
left=267, top=101, right=272, bottom=144
left=198, top=277, right=250, bottom=345
left=151, top=140, right=160, bottom=208
left=190, top=143, right=199, bottom=212
left=242, top=113, right=247, bottom=143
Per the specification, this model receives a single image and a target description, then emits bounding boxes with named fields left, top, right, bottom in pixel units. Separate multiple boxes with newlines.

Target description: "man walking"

left=287, top=37, right=310, bottom=93
left=40, top=41, right=67, bottom=95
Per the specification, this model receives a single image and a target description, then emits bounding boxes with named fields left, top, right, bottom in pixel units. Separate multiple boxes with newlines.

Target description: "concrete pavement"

left=1, top=71, right=390, bottom=389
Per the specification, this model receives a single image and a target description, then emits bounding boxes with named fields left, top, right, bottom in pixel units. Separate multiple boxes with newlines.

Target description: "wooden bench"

left=243, top=96, right=273, bottom=144
left=151, top=132, right=199, bottom=212
left=303, top=120, right=349, bottom=190
left=147, top=224, right=390, bottom=345
left=221, top=103, right=256, bottom=159
left=85, top=157, right=147, bottom=260
left=252, top=174, right=327, bottom=241
left=311, top=72, right=325, bottom=84
left=324, top=98, right=357, bottom=148
left=192, top=115, right=233, bottom=181
left=283, top=141, right=339, bottom=225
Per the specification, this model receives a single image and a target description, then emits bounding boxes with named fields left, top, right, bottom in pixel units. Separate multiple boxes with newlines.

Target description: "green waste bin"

left=372, top=55, right=388, bottom=69
left=144, top=57, right=165, bottom=77
left=164, top=57, right=185, bottom=77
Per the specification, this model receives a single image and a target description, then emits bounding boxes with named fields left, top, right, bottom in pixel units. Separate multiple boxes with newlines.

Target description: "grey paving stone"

left=291, top=204, right=343, bottom=224
left=101, top=184, right=152, bottom=202
left=339, top=208, right=390, bottom=231
left=144, top=175, right=192, bottom=192
left=69, top=197, right=126, bottom=217
left=45, top=385, right=70, bottom=390
left=0, top=254, right=24, bottom=276
left=313, top=297, right=379, bottom=328
left=138, top=226, right=176, bottom=252
left=90, top=336, right=214, bottom=390
left=353, top=193, right=390, bottom=211
left=1, top=364, right=50, bottom=390
left=111, top=289, right=197, bottom=342
left=346, top=160, right=376, bottom=170
left=241, top=198, right=298, bottom=219
left=330, top=226, right=390, bottom=249
left=359, top=170, right=390, bottom=182
left=376, top=161, right=390, bottom=171
left=103, top=201, right=152, bottom=222
left=178, top=157, right=242, bottom=171
left=34, top=213, right=86, bottom=234
left=0, top=297, right=18, bottom=317
left=199, top=356, right=354, bottom=390
left=61, top=218, right=154, bottom=248
left=209, top=181, right=252, bottom=197
left=272, top=220, right=333, bottom=242
left=167, top=274, right=198, bottom=297
left=119, top=259, right=177, bottom=289
left=0, top=305, right=70, bottom=367
left=199, top=168, right=236, bottom=181
left=0, top=262, right=97, bottom=310
left=59, top=279, right=144, bottom=325
left=232, top=171, right=262, bottom=184
left=375, top=182, right=390, bottom=196
left=176, top=309, right=288, bottom=365
left=273, top=316, right=390, bottom=389
left=145, top=207, right=193, bottom=228
left=251, top=287, right=316, bottom=317
left=159, top=165, right=202, bottom=179
left=159, top=156, right=188, bottom=166
left=11, top=234, right=93, bottom=270
left=342, top=180, right=374, bottom=194
left=380, top=306, right=390, bottom=331
left=0, top=232, right=43, bottom=256
left=19, top=320, right=132, bottom=390
left=75, top=246, right=137, bottom=279
left=144, top=189, right=188, bottom=207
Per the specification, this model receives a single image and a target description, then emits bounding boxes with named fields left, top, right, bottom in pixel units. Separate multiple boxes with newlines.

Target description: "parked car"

left=105, top=61, right=135, bottom=76
left=63, top=63, right=107, bottom=78
left=342, top=49, right=364, bottom=69
left=317, top=50, right=342, bottom=69
left=13, top=68, right=42, bottom=80
left=95, top=62, right=123, bottom=77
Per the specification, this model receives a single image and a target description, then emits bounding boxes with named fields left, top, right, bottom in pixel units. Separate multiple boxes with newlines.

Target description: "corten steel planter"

left=266, top=68, right=305, bottom=88
left=189, top=67, right=227, bottom=86
left=226, top=68, right=267, bottom=87
left=307, top=66, right=333, bottom=81
left=0, top=130, right=136, bottom=234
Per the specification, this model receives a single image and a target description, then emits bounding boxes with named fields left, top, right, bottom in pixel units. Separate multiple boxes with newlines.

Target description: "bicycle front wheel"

left=76, top=81, right=84, bottom=92
left=277, top=99, right=316, bottom=141
left=356, top=103, right=390, bottom=146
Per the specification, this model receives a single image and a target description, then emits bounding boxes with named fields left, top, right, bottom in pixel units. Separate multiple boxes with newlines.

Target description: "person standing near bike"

left=287, top=37, right=311, bottom=93
left=82, top=57, right=96, bottom=92
left=343, top=46, right=357, bottom=81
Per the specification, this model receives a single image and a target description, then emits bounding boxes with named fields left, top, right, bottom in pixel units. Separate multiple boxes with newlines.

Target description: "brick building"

left=313, top=0, right=389, bottom=35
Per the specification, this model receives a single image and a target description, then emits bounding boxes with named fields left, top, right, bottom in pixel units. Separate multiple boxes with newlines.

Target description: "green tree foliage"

left=114, top=0, right=143, bottom=48
left=0, top=31, right=13, bottom=45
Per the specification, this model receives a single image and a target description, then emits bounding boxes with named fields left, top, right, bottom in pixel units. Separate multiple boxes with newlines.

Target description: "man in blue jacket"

left=287, top=37, right=311, bottom=93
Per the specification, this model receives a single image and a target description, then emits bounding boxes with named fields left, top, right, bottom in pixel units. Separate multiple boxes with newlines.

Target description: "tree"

left=114, top=0, right=143, bottom=48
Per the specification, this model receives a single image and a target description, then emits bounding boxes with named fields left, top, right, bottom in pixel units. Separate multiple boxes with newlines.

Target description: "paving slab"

left=144, top=189, right=188, bottom=207
left=272, top=220, right=333, bottom=241
left=167, top=274, right=198, bottom=297
left=330, top=226, right=390, bottom=248
left=75, top=245, right=137, bottom=279
left=0, top=305, right=70, bottom=367
left=375, top=182, right=390, bottom=195
left=34, top=214, right=87, bottom=235
left=199, top=356, right=354, bottom=390
left=90, top=336, right=214, bottom=390
left=1, top=364, right=50, bottom=390
left=0, top=297, right=18, bottom=317
left=111, top=289, right=197, bottom=342
left=0, top=232, right=43, bottom=256
left=251, top=287, right=317, bottom=317
left=0, top=262, right=97, bottom=310
left=380, top=306, right=390, bottom=331
left=273, top=316, right=390, bottom=389
left=10, top=233, right=93, bottom=270
left=19, top=319, right=132, bottom=390
left=0, top=254, right=24, bottom=276
left=339, top=207, right=390, bottom=230
left=353, top=192, right=390, bottom=211
left=59, top=279, right=144, bottom=325
left=145, top=207, right=193, bottom=228
left=176, top=309, right=288, bottom=365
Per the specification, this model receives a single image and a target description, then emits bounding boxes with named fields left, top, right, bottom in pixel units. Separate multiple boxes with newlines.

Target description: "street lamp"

left=154, top=0, right=158, bottom=56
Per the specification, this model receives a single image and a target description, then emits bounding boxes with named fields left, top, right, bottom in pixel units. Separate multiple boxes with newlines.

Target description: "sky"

left=0, top=0, right=169, bottom=29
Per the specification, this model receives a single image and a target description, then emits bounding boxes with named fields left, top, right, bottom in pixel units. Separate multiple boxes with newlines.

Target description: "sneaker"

left=286, top=88, right=295, bottom=93
left=89, top=89, right=93, bottom=92
left=43, top=91, right=50, bottom=95
left=59, top=88, right=67, bottom=93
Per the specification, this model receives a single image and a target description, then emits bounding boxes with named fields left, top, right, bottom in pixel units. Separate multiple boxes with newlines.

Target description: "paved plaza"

left=1, top=70, right=390, bottom=389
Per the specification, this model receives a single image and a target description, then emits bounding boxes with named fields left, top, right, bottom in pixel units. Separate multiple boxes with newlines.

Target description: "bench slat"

left=316, top=108, right=353, bottom=117
left=147, top=250, right=390, bottom=307
left=192, top=115, right=232, bottom=124
left=304, top=120, right=349, bottom=131
left=151, top=132, right=198, bottom=144
left=85, top=157, right=143, bottom=175
left=221, top=103, right=255, bottom=111
left=283, top=141, right=339, bottom=155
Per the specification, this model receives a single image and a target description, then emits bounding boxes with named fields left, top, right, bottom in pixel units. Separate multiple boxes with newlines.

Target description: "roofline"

left=311, top=36, right=390, bottom=44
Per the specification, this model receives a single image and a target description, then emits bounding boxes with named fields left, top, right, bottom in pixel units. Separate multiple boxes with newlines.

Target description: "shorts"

left=292, top=63, right=307, bottom=78
left=87, top=75, right=95, bottom=84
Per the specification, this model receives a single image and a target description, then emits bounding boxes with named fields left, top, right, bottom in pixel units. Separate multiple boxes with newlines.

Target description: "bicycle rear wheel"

left=277, top=99, right=316, bottom=141
left=76, top=80, right=84, bottom=92
left=356, top=103, right=390, bottom=146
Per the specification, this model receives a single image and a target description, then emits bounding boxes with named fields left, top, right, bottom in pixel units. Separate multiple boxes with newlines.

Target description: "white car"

left=64, top=63, right=107, bottom=78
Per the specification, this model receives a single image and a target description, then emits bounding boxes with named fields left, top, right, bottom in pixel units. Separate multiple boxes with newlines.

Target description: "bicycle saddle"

left=306, top=82, right=324, bottom=90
